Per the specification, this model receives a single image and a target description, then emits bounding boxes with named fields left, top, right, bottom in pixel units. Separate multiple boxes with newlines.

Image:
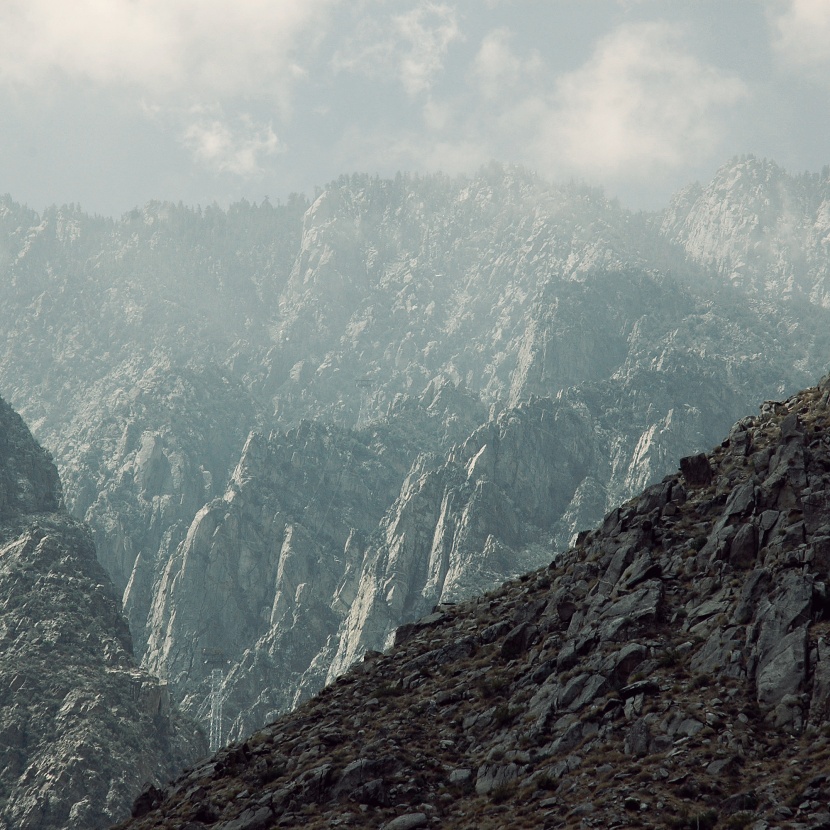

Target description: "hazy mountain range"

left=2, top=155, right=830, bottom=825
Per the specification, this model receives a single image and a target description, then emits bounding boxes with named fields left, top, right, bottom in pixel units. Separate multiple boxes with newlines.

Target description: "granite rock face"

left=119, top=373, right=830, bottom=829
left=142, top=379, right=488, bottom=740
left=1, top=162, right=830, bottom=743
left=0, top=395, right=206, bottom=830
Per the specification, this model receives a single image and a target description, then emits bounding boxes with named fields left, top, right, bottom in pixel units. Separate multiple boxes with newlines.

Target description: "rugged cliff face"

left=141, top=285, right=823, bottom=745
left=662, top=156, right=830, bottom=305
left=0, top=396, right=206, bottom=830
left=1, top=159, right=829, bottom=745
left=141, top=378, right=488, bottom=740
left=120, top=373, right=830, bottom=829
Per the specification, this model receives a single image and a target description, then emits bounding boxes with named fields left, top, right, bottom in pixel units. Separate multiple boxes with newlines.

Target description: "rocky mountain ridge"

left=0, top=395, right=206, bottom=830
left=2, top=157, right=830, bottom=745
left=120, top=372, right=830, bottom=829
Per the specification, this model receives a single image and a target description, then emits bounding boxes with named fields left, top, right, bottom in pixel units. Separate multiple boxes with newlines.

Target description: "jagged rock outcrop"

left=120, top=373, right=830, bottom=829
left=142, top=378, right=488, bottom=741
left=141, top=296, right=821, bottom=744
left=0, top=395, right=206, bottom=830
left=0, top=195, right=304, bottom=606
left=73, top=363, right=260, bottom=653
left=325, top=395, right=598, bottom=681
left=141, top=283, right=824, bottom=741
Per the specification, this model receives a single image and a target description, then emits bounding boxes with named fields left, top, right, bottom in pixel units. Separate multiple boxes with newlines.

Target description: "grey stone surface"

left=0, top=396, right=205, bottom=830
left=756, top=625, right=808, bottom=706
left=116, top=373, right=830, bottom=830
left=383, top=814, right=428, bottom=830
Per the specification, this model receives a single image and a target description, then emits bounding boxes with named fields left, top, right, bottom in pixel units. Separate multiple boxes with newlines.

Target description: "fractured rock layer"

left=2, top=160, right=830, bottom=745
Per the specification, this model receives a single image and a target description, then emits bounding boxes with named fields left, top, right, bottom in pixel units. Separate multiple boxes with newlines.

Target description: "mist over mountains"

left=2, top=155, right=830, bottom=823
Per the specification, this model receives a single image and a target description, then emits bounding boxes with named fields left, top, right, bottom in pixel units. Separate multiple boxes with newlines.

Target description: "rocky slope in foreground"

left=121, top=373, right=830, bottom=829
left=0, top=395, right=207, bottom=830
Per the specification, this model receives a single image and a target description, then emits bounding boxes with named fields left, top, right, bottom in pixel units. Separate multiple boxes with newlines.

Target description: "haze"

left=0, top=0, right=828, bottom=216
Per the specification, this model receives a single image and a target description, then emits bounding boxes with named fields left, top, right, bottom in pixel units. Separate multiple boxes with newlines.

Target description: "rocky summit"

left=117, top=373, right=830, bottom=829
left=0, top=395, right=206, bottom=830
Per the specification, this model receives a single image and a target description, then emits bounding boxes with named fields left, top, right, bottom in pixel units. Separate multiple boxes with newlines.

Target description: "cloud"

left=343, top=21, right=748, bottom=205
left=332, top=122, right=492, bottom=181
left=540, top=22, right=747, bottom=179
left=0, top=0, right=335, bottom=103
left=333, top=2, right=461, bottom=96
left=768, top=0, right=830, bottom=78
left=471, top=27, right=542, bottom=100
left=396, top=2, right=462, bottom=96
left=0, top=0, right=336, bottom=176
left=181, top=110, right=282, bottom=176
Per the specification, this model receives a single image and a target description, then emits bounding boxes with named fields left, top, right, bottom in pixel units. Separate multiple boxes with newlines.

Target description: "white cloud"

left=768, top=0, right=830, bottom=78
left=343, top=20, right=748, bottom=204
left=0, top=3, right=769, bottom=208
left=333, top=123, right=492, bottom=179
left=0, top=0, right=335, bottom=175
left=396, top=2, right=462, bottom=96
left=333, top=2, right=461, bottom=96
left=541, top=22, right=747, bottom=178
left=181, top=110, right=282, bottom=176
left=0, top=0, right=335, bottom=103
left=422, top=98, right=453, bottom=131
left=471, top=27, right=542, bottom=100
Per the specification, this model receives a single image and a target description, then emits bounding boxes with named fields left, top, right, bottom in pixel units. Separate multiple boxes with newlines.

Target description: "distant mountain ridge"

left=1, top=156, right=829, bottom=745
left=663, top=155, right=830, bottom=304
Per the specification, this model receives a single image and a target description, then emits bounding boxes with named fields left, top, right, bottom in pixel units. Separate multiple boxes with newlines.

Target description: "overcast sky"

left=0, top=0, right=828, bottom=217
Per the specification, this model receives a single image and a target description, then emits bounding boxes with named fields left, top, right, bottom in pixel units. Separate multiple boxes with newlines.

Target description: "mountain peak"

left=662, top=156, right=830, bottom=305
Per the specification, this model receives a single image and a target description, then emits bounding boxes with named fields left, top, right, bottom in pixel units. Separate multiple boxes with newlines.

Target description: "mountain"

left=0, top=395, right=206, bottom=829
left=118, top=372, right=830, bottom=829
left=663, top=155, right=830, bottom=305
left=1, top=157, right=829, bottom=745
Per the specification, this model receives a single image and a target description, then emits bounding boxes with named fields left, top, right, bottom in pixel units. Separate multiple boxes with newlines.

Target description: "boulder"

left=680, top=454, right=713, bottom=486
left=756, top=625, right=808, bottom=706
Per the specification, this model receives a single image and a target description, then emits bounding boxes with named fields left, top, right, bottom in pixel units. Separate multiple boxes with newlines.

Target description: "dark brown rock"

left=680, top=453, right=713, bottom=486
left=729, top=522, right=758, bottom=568
left=500, top=622, right=537, bottom=659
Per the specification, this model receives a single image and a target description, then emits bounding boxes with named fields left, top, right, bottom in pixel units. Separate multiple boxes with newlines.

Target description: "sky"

left=0, top=0, right=828, bottom=217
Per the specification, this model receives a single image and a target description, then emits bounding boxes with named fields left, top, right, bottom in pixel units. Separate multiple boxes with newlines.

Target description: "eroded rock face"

left=119, top=373, right=830, bottom=830
left=141, top=380, right=488, bottom=740
left=0, top=399, right=60, bottom=518
left=0, top=395, right=206, bottom=830
left=325, top=396, right=598, bottom=681
left=140, top=344, right=809, bottom=745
